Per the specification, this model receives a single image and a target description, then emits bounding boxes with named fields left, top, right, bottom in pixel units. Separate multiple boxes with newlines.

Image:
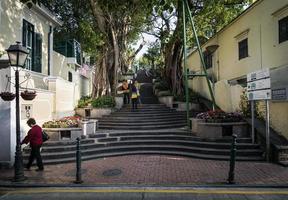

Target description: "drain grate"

left=102, top=169, right=122, bottom=177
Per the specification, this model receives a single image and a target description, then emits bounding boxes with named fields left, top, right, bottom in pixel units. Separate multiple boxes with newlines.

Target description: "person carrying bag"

left=21, top=118, right=44, bottom=171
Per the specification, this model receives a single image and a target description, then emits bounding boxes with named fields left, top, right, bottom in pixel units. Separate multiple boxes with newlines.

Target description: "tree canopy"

left=20, top=0, right=253, bottom=97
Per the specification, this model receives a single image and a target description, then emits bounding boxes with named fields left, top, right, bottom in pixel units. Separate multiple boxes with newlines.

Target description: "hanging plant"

left=0, top=92, right=16, bottom=101
left=21, top=90, right=37, bottom=101
left=0, top=76, right=15, bottom=101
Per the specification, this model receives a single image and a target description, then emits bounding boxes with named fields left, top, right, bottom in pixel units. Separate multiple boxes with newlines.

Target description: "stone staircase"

left=98, top=104, right=188, bottom=130
left=23, top=104, right=264, bottom=164
left=22, top=70, right=264, bottom=164
left=23, top=128, right=264, bottom=165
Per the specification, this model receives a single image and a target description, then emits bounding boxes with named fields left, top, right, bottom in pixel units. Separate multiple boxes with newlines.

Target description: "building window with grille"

left=238, top=38, right=248, bottom=60
left=203, top=51, right=212, bottom=69
left=279, top=16, right=288, bottom=44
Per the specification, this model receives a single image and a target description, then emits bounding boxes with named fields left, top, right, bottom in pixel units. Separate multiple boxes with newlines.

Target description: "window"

left=238, top=38, right=248, bottom=60
left=203, top=51, right=212, bottom=69
left=22, top=19, right=42, bottom=72
left=279, top=16, right=288, bottom=43
left=68, top=71, right=73, bottom=82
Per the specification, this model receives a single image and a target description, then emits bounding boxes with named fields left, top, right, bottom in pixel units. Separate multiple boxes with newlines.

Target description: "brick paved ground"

left=0, top=155, right=287, bottom=185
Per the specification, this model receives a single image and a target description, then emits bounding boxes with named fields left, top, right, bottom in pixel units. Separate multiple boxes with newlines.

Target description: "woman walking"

left=21, top=118, right=44, bottom=171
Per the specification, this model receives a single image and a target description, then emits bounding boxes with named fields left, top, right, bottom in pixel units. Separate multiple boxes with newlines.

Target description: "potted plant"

left=21, top=90, right=37, bottom=101
left=0, top=92, right=16, bottom=101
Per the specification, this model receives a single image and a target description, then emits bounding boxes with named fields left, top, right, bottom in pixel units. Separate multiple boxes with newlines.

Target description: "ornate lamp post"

left=6, top=42, right=29, bottom=182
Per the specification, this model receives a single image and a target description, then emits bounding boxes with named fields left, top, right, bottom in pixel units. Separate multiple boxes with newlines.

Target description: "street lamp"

left=6, top=41, right=29, bottom=182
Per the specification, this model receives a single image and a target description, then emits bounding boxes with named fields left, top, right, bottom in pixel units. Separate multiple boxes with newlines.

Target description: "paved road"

left=1, top=155, right=288, bottom=185
left=1, top=186, right=288, bottom=200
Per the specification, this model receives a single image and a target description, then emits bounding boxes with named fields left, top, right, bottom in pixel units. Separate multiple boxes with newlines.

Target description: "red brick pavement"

left=0, top=155, right=287, bottom=185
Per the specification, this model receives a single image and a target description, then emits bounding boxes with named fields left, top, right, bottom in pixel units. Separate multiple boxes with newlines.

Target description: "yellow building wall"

left=186, top=0, right=288, bottom=138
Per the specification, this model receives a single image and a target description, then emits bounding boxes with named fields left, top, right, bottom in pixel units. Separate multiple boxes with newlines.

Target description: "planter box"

left=158, top=96, right=174, bottom=108
left=190, top=118, right=205, bottom=132
left=43, top=127, right=82, bottom=141
left=115, top=96, right=124, bottom=109
left=75, top=107, right=112, bottom=118
left=79, top=119, right=98, bottom=136
left=196, top=121, right=248, bottom=139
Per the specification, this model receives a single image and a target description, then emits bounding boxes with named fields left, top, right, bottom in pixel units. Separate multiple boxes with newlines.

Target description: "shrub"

left=239, top=89, right=265, bottom=120
left=91, top=96, right=115, bottom=108
left=77, top=95, right=92, bottom=108
left=42, top=116, right=80, bottom=128
left=154, top=80, right=169, bottom=91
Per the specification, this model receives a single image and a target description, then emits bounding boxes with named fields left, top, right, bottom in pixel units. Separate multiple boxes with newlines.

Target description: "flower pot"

left=0, top=92, right=16, bottom=101
left=21, top=90, right=37, bottom=101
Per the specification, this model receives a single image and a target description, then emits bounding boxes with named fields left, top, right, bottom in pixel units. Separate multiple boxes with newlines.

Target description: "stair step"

left=99, top=124, right=187, bottom=130
left=100, top=115, right=188, bottom=120
left=41, top=139, right=95, bottom=147
left=89, top=131, right=253, bottom=143
left=98, top=120, right=185, bottom=126
left=24, top=144, right=263, bottom=161
left=98, top=118, right=186, bottom=123
left=26, top=150, right=264, bottom=165
left=96, top=139, right=260, bottom=149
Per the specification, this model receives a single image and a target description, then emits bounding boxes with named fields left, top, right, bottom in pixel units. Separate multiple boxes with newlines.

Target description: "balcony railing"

left=54, top=39, right=81, bottom=66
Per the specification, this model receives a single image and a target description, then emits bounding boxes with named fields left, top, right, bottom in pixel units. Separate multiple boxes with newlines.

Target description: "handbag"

left=42, top=131, right=50, bottom=142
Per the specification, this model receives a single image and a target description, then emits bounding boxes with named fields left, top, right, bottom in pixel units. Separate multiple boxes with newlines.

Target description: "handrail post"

left=74, top=137, right=83, bottom=184
left=227, top=134, right=237, bottom=184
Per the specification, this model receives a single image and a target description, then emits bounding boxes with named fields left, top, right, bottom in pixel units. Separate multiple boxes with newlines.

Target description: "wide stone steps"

left=23, top=130, right=264, bottom=164
left=97, top=103, right=191, bottom=130
left=24, top=142, right=263, bottom=164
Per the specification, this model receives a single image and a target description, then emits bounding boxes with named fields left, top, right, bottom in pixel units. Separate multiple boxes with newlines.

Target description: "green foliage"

left=239, top=89, right=251, bottom=117
left=154, top=81, right=169, bottom=91
left=91, top=96, right=115, bottom=108
left=77, top=95, right=92, bottom=108
left=239, top=89, right=265, bottom=120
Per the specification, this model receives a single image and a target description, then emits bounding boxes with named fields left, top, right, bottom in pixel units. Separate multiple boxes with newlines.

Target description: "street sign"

left=247, top=68, right=270, bottom=82
left=246, top=68, right=271, bottom=161
left=247, top=68, right=271, bottom=100
left=247, top=78, right=271, bottom=91
left=248, top=89, right=271, bottom=100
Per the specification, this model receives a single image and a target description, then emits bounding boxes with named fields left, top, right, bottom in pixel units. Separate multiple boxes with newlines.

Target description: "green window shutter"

left=22, top=20, right=27, bottom=47
left=33, top=33, right=42, bottom=73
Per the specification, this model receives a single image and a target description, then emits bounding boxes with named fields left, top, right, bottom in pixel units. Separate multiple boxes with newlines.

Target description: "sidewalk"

left=0, top=155, right=287, bottom=186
